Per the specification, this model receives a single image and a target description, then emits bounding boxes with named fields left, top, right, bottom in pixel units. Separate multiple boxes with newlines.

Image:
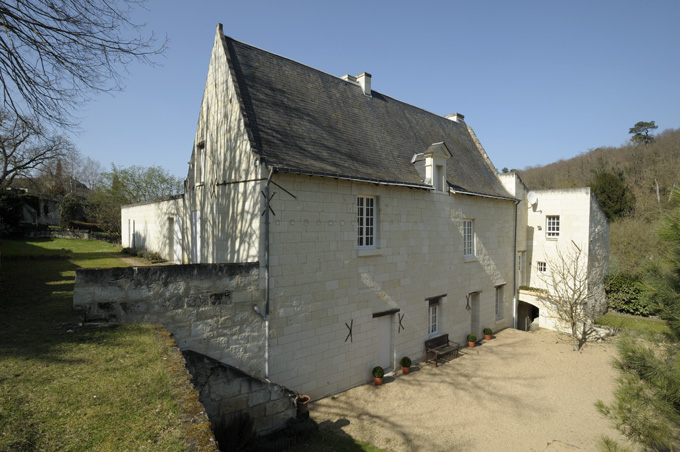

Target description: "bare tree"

left=0, top=109, right=74, bottom=191
left=0, top=0, right=165, bottom=128
left=538, top=241, right=607, bottom=351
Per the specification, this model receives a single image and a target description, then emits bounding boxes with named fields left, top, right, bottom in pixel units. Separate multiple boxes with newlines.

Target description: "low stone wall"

left=23, top=227, right=120, bottom=243
left=73, top=263, right=266, bottom=376
left=183, top=350, right=297, bottom=435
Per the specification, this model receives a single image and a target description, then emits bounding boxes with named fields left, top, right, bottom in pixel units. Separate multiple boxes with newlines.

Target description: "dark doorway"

left=517, top=301, right=539, bottom=331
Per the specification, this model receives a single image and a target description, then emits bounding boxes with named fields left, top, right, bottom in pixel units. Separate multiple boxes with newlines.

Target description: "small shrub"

left=483, top=327, right=492, bottom=335
left=372, top=366, right=384, bottom=378
left=399, top=356, right=411, bottom=368
left=467, top=333, right=477, bottom=343
left=605, top=273, right=655, bottom=316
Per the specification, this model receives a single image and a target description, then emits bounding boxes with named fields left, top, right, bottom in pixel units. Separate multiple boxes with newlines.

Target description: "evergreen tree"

left=597, top=194, right=680, bottom=450
left=629, top=121, right=658, bottom=146
left=591, top=171, right=635, bottom=220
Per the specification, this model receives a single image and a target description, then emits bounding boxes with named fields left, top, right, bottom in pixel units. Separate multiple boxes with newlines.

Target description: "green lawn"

left=0, top=238, right=383, bottom=452
left=0, top=238, right=211, bottom=452
left=596, top=311, right=671, bottom=336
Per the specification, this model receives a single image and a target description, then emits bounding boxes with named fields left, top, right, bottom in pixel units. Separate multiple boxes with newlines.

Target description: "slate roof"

left=221, top=30, right=513, bottom=200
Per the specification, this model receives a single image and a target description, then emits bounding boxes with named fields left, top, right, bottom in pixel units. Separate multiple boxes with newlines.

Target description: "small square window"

left=546, top=215, right=560, bottom=238
left=537, top=261, right=547, bottom=272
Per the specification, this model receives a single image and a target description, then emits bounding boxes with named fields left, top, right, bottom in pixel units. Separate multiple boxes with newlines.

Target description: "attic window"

left=434, top=165, right=444, bottom=191
left=423, top=142, right=451, bottom=192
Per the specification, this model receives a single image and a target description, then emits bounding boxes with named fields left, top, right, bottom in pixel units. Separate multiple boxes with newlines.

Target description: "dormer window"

left=423, top=142, right=451, bottom=192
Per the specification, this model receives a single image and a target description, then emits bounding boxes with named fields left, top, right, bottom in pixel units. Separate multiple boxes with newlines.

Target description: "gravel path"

left=310, top=328, right=635, bottom=452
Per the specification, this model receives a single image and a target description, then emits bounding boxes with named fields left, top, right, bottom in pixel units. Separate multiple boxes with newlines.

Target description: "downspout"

left=512, top=199, right=519, bottom=329
left=264, top=166, right=275, bottom=379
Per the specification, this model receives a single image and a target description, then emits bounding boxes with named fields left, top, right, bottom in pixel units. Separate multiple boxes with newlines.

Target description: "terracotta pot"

left=484, top=334, right=492, bottom=341
left=468, top=341, right=475, bottom=348
left=296, top=394, right=310, bottom=414
left=374, top=377, right=383, bottom=386
left=401, top=366, right=410, bottom=375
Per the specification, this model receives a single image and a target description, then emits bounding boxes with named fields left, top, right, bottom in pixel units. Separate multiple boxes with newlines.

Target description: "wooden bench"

left=425, top=334, right=460, bottom=367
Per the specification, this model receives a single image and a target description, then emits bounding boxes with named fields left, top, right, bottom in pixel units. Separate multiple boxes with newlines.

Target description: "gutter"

left=512, top=198, right=520, bottom=329
left=269, top=164, right=518, bottom=202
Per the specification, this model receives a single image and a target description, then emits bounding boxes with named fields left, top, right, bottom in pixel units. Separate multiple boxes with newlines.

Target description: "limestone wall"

left=526, top=188, right=593, bottom=290
left=183, top=27, right=263, bottom=264
left=121, top=196, right=184, bottom=263
left=183, top=350, right=296, bottom=435
left=264, top=172, right=516, bottom=399
left=73, top=263, right=265, bottom=376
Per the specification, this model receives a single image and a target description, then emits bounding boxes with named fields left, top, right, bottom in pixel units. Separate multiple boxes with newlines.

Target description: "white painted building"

left=500, top=175, right=609, bottom=332
left=121, top=24, right=608, bottom=399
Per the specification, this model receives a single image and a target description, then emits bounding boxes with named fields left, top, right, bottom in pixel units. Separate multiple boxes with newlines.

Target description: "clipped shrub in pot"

left=399, top=356, right=412, bottom=374
left=372, top=366, right=385, bottom=385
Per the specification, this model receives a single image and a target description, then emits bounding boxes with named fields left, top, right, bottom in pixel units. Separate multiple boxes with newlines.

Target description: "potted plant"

left=296, top=394, right=310, bottom=416
left=372, top=366, right=384, bottom=385
left=399, top=356, right=412, bottom=374
left=483, top=327, right=493, bottom=341
left=467, top=333, right=477, bottom=348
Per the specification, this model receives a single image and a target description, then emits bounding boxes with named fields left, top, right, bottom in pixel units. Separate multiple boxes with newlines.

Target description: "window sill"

left=464, top=255, right=477, bottom=263
left=357, top=248, right=382, bottom=257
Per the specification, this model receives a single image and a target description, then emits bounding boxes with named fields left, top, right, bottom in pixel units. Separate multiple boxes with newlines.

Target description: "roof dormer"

left=423, top=142, right=451, bottom=192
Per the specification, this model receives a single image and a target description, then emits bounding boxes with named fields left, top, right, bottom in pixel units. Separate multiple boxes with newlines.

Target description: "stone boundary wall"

left=183, top=350, right=297, bottom=435
left=73, top=263, right=266, bottom=376
left=23, top=227, right=120, bottom=244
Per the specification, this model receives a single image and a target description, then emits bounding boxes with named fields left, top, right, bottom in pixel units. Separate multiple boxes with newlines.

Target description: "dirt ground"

left=310, top=328, right=636, bottom=452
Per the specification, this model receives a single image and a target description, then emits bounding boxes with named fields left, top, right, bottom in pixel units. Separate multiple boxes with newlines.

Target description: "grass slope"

left=0, top=238, right=212, bottom=452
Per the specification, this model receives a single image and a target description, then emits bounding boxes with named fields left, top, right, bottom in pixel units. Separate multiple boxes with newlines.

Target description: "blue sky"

left=74, top=0, right=680, bottom=179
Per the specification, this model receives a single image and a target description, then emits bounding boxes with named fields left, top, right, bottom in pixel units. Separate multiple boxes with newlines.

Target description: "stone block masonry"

left=73, top=263, right=265, bottom=376
left=182, top=350, right=297, bottom=435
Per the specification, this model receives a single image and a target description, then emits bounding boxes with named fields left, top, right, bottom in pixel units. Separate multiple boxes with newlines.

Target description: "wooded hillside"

left=517, top=127, right=680, bottom=278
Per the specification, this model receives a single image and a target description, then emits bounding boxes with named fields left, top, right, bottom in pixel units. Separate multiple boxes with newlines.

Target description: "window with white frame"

left=546, top=215, right=560, bottom=238
left=537, top=261, right=547, bottom=272
left=357, top=196, right=376, bottom=248
left=428, top=298, right=439, bottom=336
left=463, top=219, right=474, bottom=257
left=495, top=285, right=504, bottom=319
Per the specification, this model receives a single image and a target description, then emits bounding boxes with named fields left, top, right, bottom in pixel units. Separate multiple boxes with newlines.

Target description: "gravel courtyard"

left=309, top=328, right=635, bottom=452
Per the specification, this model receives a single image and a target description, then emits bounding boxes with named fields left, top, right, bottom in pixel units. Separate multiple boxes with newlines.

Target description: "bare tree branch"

left=0, top=109, right=73, bottom=190
left=0, top=0, right=165, bottom=128
left=538, top=241, right=607, bottom=351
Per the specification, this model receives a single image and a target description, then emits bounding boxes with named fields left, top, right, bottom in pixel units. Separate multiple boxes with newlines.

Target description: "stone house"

left=501, top=175, right=609, bottom=332
left=118, top=24, right=608, bottom=400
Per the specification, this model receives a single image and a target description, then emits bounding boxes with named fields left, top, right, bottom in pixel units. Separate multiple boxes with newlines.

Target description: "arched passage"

left=517, top=300, right=540, bottom=331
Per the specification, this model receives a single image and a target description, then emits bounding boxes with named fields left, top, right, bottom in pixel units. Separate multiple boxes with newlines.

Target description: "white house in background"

left=120, top=24, right=608, bottom=399
left=500, top=174, right=609, bottom=332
